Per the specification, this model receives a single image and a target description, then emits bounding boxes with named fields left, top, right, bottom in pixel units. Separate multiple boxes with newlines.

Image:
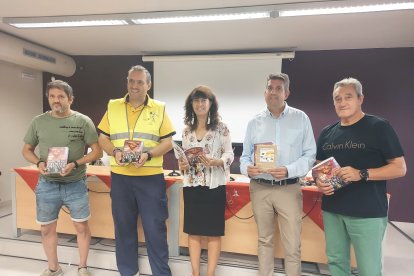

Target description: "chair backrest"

left=163, top=150, right=179, bottom=171
left=230, top=155, right=241, bottom=174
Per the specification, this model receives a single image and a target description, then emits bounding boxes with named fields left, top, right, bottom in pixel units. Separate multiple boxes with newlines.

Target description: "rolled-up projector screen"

left=152, top=57, right=282, bottom=143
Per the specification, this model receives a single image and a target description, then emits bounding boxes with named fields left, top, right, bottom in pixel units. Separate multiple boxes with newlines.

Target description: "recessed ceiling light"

left=132, top=12, right=271, bottom=24
left=8, top=20, right=128, bottom=28
left=279, top=3, right=414, bottom=17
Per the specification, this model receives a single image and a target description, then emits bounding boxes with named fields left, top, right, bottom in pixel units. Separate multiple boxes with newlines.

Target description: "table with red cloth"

left=12, top=166, right=180, bottom=256
left=177, top=181, right=330, bottom=263
left=12, top=166, right=345, bottom=263
left=224, top=182, right=323, bottom=229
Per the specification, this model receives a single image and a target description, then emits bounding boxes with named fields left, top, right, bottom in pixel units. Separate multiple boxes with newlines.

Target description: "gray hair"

left=128, top=65, right=152, bottom=84
left=46, top=80, right=73, bottom=98
left=267, top=73, right=290, bottom=93
left=334, top=77, right=363, bottom=97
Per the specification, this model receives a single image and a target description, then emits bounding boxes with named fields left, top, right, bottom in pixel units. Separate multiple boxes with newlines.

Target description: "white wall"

left=0, top=60, right=43, bottom=203
left=153, top=58, right=282, bottom=143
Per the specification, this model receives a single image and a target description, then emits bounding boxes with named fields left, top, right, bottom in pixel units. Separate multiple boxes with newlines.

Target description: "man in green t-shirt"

left=22, top=80, right=101, bottom=276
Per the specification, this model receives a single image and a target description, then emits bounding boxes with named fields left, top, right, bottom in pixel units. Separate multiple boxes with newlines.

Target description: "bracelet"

left=72, top=160, right=79, bottom=169
left=112, top=148, right=121, bottom=156
left=36, top=160, right=44, bottom=168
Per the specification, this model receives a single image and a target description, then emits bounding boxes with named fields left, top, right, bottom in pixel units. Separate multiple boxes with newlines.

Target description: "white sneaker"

left=40, top=267, right=63, bottom=276
left=78, top=267, right=91, bottom=276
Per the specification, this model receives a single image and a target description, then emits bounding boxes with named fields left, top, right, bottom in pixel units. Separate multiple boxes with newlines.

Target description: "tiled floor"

left=1, top=202, right=413, bottom=276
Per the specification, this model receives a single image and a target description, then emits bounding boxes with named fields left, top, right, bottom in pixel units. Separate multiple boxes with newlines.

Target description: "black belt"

left=255, top=177, right=299, bottom=186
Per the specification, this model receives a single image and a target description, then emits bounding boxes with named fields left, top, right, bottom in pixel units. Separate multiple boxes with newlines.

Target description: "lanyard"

left=125, top=102, right=145, bottom=140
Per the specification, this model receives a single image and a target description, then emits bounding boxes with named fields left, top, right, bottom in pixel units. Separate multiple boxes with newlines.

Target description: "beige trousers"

left=250, top=180, right=303, bottom=276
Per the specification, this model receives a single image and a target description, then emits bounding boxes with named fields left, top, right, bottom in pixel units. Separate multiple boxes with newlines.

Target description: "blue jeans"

left=35, top=176, right=90, bottom=224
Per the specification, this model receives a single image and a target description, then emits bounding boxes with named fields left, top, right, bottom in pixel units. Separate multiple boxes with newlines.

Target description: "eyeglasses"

left=127, top=78, right=146, bottom=86
left=192, top=98, right=209, bottom=104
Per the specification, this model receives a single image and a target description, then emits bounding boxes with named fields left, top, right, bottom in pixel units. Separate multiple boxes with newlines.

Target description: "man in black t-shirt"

left=315, top=78, right=406, bottom=276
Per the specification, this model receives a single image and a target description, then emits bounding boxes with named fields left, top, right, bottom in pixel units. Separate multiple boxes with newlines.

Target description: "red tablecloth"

left=14, top=167, right=176, bottom=190
left=225, top=182, right=251, bottom=220
left=224, top=182, right=323, bottom=229
left=14, top=168, right=323, bottom=229
left=302, top=186, right=323, bottom=230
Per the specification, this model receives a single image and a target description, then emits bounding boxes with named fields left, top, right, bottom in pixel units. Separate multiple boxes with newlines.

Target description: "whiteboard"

left=153, top=58, right=282, bottom=143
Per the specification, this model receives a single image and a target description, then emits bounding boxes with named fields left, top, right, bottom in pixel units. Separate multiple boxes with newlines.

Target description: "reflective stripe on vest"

left=110, top=132, right=160, bottom=142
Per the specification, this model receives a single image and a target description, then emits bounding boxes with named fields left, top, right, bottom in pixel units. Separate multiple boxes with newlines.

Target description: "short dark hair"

left=184, top=85, right=220, bottom=131
left=46, top=80, right=73, bottom=99
left=267, top=73, right=290, bottom=93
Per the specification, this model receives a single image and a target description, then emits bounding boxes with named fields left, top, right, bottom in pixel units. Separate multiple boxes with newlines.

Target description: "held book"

left=171, top=140, right=204, bottom=166
left=46, top=147, right=69, bottom=174
left=311, top=157, right=351, bottom=190
left=254, top=142, right=277, bottom=171
left=121, top=140, right=144, bottom=163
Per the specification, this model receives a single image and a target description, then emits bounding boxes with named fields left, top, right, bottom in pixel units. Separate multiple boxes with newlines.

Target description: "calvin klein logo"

left=322, top=140, right=366, bottom=150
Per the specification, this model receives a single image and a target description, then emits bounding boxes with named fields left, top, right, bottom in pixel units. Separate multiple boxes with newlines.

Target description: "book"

left=184, top=146, right=205, bottom=166
left=120, top=140, right=144, bottom=163
left=171, top=140, right=204, bottom=166
left=254, top=142, right=277, bottom=171
left=311, top=157, right=351, bottom=190
left=46, top=147, right=69, bottom=174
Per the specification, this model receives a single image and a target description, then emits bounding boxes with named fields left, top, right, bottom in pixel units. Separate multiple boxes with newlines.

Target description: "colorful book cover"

left=46, top=147, right=69, bottom=174
left=121, top=140, right=143, bottom=163
left=184, top=146, right=204, bottom=166
left=171, top=140, right=204, bottom=166
left=254, top=142, right=277, bottom=171
left=311, top=157, right=351, bottom=190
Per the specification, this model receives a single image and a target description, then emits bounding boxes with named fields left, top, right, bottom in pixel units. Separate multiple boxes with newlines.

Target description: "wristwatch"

left=359, top=169, right=369, bottom=181
left=144, top=151, right=152, bottom=161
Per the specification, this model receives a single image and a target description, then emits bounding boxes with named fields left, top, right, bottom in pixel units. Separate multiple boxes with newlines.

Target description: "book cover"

left=254, top=143, right=277, bottom=171
left=171, top=140, right=204, bottom=165
left=311, top=157, right=351, bottom=190
left=184, top=146, right=204, bottom=166
left=46, top=147, right=69, bottom=174
left=121, top=140, right=144, bottom=163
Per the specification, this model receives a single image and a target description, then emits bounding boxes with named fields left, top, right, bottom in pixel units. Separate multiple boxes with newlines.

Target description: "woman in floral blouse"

left=178, top=85, right=234, bottom=276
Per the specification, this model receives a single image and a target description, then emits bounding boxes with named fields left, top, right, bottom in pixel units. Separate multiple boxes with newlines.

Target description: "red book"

left=171, top=140, right=204, bottom=166
left=311, top=157, right=351, bottom=190
left=121, top=140, right=143, bottom=163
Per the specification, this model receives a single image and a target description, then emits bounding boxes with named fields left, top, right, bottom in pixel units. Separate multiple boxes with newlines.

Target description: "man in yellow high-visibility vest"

left=98, top=65, right=175, bottom=276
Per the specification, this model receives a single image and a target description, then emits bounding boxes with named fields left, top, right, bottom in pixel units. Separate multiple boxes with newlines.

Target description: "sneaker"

left=40, top=267, right=63, bottom=276
left=78, top=267, right=91, bottom=276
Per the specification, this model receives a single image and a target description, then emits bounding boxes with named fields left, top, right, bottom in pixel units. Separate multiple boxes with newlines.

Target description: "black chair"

left=164, top=150, right=181, bottom=176
left=229, top=156, right=241, bottom=181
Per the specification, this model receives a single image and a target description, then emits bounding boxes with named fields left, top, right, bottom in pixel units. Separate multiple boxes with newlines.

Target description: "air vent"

left=23, top=48, right=56, bottom=64
left=1, top=32, right=76, bottom=76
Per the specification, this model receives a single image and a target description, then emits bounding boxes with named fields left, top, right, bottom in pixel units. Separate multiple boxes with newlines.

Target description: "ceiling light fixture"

left=3, top=2, right=414, bottom=28
left=279, top=2, right=414, bottom=17
left=132, top=12, right=272, bottom=24
left=8, top=20, right=128, bottom=28
left=142, top=52, right=295, bottom=62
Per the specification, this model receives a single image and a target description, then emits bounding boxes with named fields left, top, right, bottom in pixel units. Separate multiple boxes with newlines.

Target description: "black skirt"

left=183, top=185, right=226, bottom=236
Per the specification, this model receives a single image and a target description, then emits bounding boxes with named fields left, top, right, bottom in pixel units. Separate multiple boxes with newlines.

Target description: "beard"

left=52, top=104, right=67, bottom=114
